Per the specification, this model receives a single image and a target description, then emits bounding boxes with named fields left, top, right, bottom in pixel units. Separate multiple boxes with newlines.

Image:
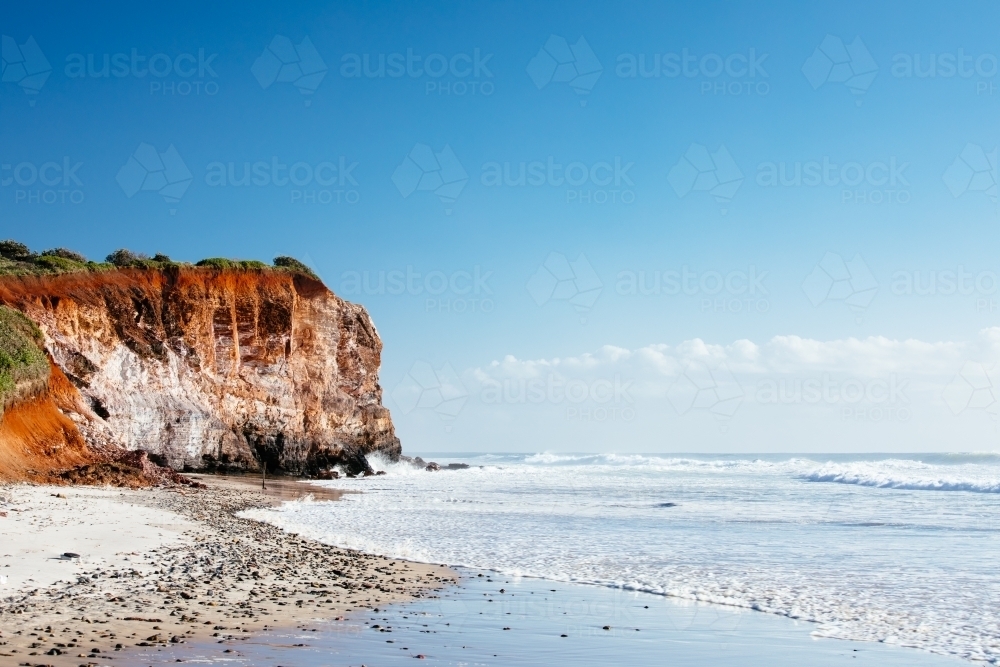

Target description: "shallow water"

left=128, top=569, right=966, bottom=666
left=239, top=452, right=1000, bottom=664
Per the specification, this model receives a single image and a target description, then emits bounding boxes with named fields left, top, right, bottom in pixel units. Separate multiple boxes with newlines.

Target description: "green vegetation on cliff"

left=0, top=240, right=319, bottom=281
left=0, top=305, right=49, bottom=409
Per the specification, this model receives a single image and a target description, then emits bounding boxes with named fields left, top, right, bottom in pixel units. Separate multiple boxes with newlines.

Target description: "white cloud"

left=469, top=329, right=1000, bottom=386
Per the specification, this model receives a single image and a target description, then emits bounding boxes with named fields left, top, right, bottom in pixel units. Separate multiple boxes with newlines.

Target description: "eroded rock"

left=0, top=268, right=400, bottom=474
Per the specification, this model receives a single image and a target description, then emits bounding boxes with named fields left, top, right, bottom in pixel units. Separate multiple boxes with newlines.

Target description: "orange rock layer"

left=0, top=377, right=90, bottom=481
left=0, top=267, right=399, bottom=475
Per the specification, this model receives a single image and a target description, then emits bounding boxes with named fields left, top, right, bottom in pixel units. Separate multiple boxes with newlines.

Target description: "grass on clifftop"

left=0, top=240, right=319, bottom=280
left=0, top=305, right=49, bottom=409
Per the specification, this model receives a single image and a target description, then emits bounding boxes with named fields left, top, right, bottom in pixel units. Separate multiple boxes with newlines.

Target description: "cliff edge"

left=0, top=264, right=399, bottom=479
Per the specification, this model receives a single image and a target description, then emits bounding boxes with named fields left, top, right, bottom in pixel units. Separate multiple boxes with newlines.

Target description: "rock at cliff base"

left=340, top=450, right=376, bottom=477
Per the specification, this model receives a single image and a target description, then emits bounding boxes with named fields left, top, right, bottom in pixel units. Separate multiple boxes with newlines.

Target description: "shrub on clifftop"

left=105, top=248, right=141, bottom=267
left=0, top=239, right=325, bottom=285
left=196, top=258, right=287, bottom=271
left=0, top=240, right=33, bottom=261
left=195, top=257, right=233, bottom=270
left=273, top=255, right=319, bottom=279
left=0, top=240, right=92, bottom=276
left=34, top=255, right=87, bottom=272
left=41, top=247, right=88, bottom=263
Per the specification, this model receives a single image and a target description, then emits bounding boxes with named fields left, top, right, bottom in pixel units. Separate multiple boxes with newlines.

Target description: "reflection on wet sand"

left=187, top=473, right=355, bottom=504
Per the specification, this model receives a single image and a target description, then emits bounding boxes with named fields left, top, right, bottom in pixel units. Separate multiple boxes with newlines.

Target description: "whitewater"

left=240, top=453, right=1000, bottom=664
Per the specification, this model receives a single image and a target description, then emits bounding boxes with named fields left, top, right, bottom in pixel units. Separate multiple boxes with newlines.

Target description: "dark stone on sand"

left=61, top=552, right=80, bottom=559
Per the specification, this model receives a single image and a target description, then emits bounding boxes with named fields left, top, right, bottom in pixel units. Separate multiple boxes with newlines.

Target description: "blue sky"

left=3, top=1, right=1000, bottom=452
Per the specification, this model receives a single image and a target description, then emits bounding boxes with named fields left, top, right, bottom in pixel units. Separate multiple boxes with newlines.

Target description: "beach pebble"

left=1, top=480, right=449, bottom=664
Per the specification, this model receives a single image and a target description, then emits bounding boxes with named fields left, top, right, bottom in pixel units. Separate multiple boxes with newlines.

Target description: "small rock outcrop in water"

left=0, top=264, right=400, bottom=476
left=398, top=456, right=470, bottom=472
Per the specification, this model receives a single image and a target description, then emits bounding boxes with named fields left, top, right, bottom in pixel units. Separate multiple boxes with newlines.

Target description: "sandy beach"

left=0, top=476, right=453, bottom=667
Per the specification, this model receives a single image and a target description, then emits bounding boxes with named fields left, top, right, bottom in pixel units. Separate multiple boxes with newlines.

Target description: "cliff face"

left=0, top=268, right=399, bottom=474
left=0, top=360, right=95, bottom=481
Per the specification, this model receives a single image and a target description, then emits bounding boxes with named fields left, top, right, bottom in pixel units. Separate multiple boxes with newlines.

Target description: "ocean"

left=240, top=453, right=1000, bottom=664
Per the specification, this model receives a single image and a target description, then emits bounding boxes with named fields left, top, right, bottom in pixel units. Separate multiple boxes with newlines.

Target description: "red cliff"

left=0, top=267, right=399, bottom=476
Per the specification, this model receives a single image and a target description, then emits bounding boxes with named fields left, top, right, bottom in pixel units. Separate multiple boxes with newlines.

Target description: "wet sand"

left=0, top=478, right=453, bottom=667
left=186, top=472, right=356, bottom=503
left=127, top=570, right=969, bottom=667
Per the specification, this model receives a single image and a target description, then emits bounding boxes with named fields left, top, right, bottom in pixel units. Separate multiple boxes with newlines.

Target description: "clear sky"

left=3, top=1, right=1000, bottom=453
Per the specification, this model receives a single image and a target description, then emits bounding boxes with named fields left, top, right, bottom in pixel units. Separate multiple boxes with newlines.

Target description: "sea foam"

left=242, top=453, right=1000, bottom=664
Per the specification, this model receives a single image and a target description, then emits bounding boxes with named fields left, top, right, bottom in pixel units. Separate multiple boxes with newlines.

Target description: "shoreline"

left=0, top=470, right=973, bottom=667
left=114, top=566, right=967, bottom=667
left=0, top=477, right=454, bottom=666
